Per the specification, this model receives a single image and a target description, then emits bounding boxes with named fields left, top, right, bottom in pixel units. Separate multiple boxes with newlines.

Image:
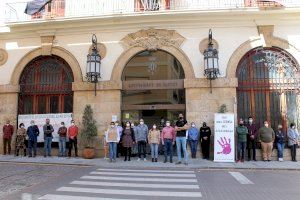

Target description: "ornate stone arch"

left=227, top=36, right=300, bottom=78
left=11, top=46, right=83, bottom=85
left=110, top=29, right=195, bottom=81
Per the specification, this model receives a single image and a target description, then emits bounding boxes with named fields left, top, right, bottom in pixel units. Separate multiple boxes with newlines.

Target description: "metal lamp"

left=204, top=29, right=219, bottom=93
left=86, top=34, right=101, bottom=96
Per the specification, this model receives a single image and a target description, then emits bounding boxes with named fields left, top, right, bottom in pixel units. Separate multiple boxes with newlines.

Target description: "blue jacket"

left=27, top=125, right=39, bottom=140
left=188, top=127, right=199, bottom=141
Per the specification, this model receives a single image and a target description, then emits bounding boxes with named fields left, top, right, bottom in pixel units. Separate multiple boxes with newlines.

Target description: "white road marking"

left=57, top=187, right=202, bottom=197
left=96, top=168, right=194, bottom=173
left=81, top=175, right=197, bottom=183
left=90, top=171, right=196, bottom=177
left=38, top=194, right=137, bottom=200
left=229, top=172, right=254, bottom=185
left=71, top=180, right=200, bottom=189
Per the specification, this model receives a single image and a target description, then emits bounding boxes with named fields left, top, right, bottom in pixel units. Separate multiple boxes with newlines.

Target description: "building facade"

left=0, top=0, right=300, bottom=156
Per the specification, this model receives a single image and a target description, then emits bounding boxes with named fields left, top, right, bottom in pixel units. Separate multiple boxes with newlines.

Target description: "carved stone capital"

left=0, top=49, right=8, bottom=66
left=89, top=43, right=107, bottom=59
left=121, top=28, right=185, bottom=51
left=257, top=25, right=274, bottom=47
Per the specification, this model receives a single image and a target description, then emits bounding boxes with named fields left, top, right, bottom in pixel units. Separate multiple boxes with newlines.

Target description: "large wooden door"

left=237, top=47, right=300, bottom=130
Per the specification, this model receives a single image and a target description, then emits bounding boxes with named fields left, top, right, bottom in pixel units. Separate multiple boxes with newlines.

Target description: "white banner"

left=18, top=113, right=73, bottom=142
left=214, top=113, right=235, bottom=162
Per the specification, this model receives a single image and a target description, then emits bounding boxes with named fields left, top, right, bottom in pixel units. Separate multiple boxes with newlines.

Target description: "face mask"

left=115, top=123, right=119, bottom=126
left=6, top=123, right=9, bottom=126
left=292, top=126, right=295, bottom=129
left=126, top=124, right=130, bottom=127
left=71, top=123, right=75, bottom=126
left=264, top=124, right=269, bottom=127
left=111, top=125, right=115, bottom=128
left=179, top=117, right=183, bottom=120
left=153, top=126, right=157, bottom=129
left=31, top=123, right=34, bottom=126
left=249, top=119, right=253, bottom=123
left=61, top=124, right=65, bottom=127
left=239, top=123, right=244, bottom=126
left=140, top=122, right=144, bottom=125
left=21, top=126, right=25, bottom=128
left=192, top=124, right=195, bottom=127
left=278, top=127, right=282, bottom=130
left=203, top=123, right=206, bottom=127
left=166, top=123, right=170, bottom=127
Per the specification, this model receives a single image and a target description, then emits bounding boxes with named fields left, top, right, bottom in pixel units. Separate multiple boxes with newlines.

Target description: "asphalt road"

left=1, top=162, right=300, bottom=200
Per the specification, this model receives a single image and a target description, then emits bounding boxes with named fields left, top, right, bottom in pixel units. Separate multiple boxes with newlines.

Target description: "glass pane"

left=255, top=91, right=266, bottom=127
left=50, top=96, right=59, bottom=113
left=64, top=95, right=73, bottom=113
left=286, top=91, right=299, bottom=128
left=270, top=91, right=282, bottom=129
left=38, top=96, right=47, bottom=114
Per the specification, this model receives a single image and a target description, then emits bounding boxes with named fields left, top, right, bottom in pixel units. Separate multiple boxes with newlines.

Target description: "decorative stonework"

left=0, top=49, right=8, bottom=66
left=257, top=25, right=274, bottom=47
left=121, top=28, right=185, bottom=51
left=41, top=35, right=55, bottom=55
left=89, top=43, right=107, bottom=59
left=199, top=38, right=219, bottom=54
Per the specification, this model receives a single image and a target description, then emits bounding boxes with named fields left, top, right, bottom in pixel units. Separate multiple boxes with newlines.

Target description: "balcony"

left=5, top=0, right=300, bottom=23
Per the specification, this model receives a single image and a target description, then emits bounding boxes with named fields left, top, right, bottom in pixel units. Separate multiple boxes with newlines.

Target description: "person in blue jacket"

left=27, top=120, right=39, bottom=157
left=188, top=122, right=199, bottom=158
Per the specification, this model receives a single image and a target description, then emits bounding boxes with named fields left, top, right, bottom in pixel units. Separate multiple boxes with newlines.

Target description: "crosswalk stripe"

left=97, top=168, right=194, bottom=173
left=57, top=186, right=202, bottom=197
left=71, top=180, right=200, bottom=189
left=90, top=171, right=196, bottom=177
left=81, top=175, right=198, bottom=183
left=38, top=194, right=137, bottom=200
left=229, top=172, right=254, bottom=185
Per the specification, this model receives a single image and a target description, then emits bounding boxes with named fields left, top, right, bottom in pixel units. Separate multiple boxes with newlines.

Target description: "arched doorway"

left=237, top=47, right=300, bottom=130
left=121, top=50, right=185, bottom=126
left=18, top=55, right=74, bottom=114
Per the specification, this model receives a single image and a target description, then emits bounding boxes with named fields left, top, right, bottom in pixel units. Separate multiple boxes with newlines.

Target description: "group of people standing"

left=236, top=117, right=299, bottom=162
left=105, top=113, right=212, bottom=164
left=2, top=119, right=79, bottom=158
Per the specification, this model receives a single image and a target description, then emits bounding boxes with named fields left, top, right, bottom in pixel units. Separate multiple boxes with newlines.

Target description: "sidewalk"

left=1, top=155, right=300, bottom=170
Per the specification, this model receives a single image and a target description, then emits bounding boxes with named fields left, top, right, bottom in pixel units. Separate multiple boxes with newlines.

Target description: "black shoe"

left=152, top=158, right=154, bottom=162
left=28, top=155, right=32, bottom=157
left=155, top=158, right=158, bottom=162
left=170, top=159, right=173, bottom=163
left=128, top=157, right=131, bottom=161
left=124, top=157, right=127, bottom=161
left=164, top=158, right=167, bottom=163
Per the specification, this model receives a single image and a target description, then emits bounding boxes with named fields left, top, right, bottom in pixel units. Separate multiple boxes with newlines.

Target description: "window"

left=18, top=55, right=73, bottom=114
left=237, top=47, right=300, bottom=130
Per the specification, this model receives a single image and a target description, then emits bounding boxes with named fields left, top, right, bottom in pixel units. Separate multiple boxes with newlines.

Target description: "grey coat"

left=134, top=124, right=148, bottom=142
left=287, top=128, right=299, bottom=146
left=43, top=124, right=54, bottom=138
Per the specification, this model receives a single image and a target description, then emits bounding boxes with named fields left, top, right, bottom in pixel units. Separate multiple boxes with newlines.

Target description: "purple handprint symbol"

left=217, top=137, right=231, bottom=154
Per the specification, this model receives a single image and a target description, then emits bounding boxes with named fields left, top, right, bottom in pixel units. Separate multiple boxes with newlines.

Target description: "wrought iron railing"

left=4, top=0, right=300, bottom=23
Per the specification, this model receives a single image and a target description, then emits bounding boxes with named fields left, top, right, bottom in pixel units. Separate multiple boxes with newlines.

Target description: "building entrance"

left=121, top=50, right=186, bottom=126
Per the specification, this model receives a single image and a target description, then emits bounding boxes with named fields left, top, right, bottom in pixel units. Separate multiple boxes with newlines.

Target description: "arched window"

left=18, top=55, right=74, bottom=114
left=237, top=47, right=300, bottom=130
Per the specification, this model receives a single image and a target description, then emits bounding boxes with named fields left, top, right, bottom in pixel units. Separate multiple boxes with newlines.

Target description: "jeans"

left=189, top=140, right=198, bottom=158
left=277, top=142, right=285, bottom=159
left=150, top=143, right=159, bottom=159
left=109, top=142, right=117, bottom=160
left=176, top=137, right=188, bottom=162
left=237, top=141, right=246, bottom=160
left=44, top=137, right=52, bottom=156
left=59, top=137, right=67, bottom=157
left=28, top=138, right=37, bottom=157
left=137, top=141, right=147, bottom=158
left=3, top=138, right=11, bottom=155
left=68, top=137, right=78, bottom=157
left=164, top=139, right=173, bottom=160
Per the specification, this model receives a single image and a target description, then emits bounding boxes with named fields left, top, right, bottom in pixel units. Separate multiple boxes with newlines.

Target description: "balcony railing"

left=5, top=0, right=300, bottom=23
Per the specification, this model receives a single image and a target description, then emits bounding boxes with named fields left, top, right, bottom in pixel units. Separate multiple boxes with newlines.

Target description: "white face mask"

left=166, top=123, right=170, bottom=127
left=292, top=126, right=296, bottom=129
left=71, top=123, right=75, bottom=126
left=21, top=126, right=25, bottom=128
left=153, top=126, right=157, bottom=129
left=115, top=123, right=119, bottom=126
left=192, top=124, right=195, bottom=127
left=61, top=124, right=65, bottom=127
left=111, top=125, right=115, bottom=128
left=30, top=123, right=34, bottom=126
left=264, top=123, right=269, bottom=128
left=140, top=121, right=144, bottom=125
left=249, top=119, right=253, bottom=123
left=126, top=124, right=130, bottom=127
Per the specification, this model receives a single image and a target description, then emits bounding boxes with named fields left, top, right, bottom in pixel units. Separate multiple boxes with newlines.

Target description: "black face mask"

left=203, top=123, right=207, bottom=127
left=179, top=117, right=183, bottom=120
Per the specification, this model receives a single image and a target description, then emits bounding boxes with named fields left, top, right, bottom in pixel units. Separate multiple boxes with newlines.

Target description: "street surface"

left=1, top=162, right=300, bottom=200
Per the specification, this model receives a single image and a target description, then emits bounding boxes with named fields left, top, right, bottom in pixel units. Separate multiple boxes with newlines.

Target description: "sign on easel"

left=214, top=113, right=235, bottom=162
